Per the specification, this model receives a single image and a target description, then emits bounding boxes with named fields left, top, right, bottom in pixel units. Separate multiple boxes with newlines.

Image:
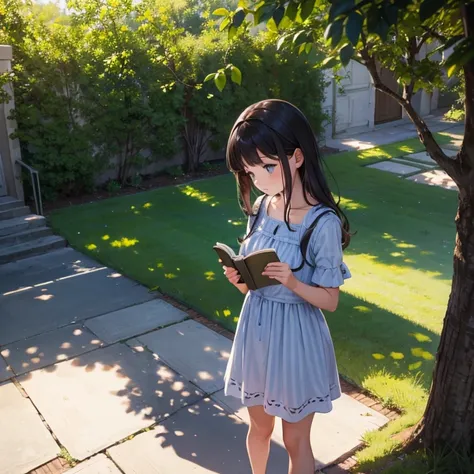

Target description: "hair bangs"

left=226, top=120, right=281, bottom=174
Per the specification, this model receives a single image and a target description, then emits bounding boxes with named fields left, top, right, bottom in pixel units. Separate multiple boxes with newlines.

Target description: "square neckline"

left=263, top=195, right=322, bottom=227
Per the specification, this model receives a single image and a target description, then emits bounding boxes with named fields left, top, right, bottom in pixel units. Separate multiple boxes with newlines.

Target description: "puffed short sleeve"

left=308, top=212, right=351, bottom=288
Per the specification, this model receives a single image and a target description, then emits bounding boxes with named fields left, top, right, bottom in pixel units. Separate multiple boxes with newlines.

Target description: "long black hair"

left=226, top=99, right=351, bottom=256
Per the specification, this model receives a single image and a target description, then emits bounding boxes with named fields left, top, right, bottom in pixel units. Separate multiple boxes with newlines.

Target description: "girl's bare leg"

left=247, top=406, right=276, bottom=474
left=282, top=413, right=315, bottom=474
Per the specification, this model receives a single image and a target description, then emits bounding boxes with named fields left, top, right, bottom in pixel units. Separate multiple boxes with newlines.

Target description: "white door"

left=334, top=60, right=375, bottom=134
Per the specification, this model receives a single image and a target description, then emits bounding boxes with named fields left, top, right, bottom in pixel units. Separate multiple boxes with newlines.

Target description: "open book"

left=213, top=242, right=281, bottom=290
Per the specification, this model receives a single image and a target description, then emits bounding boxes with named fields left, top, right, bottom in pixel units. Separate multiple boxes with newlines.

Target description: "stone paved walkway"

left=325, top=112, right=464, bottom=193
left=0, top=248, right=390, bottom=474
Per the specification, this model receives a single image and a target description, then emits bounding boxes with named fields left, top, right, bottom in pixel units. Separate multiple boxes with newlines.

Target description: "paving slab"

left=404, top=148, right=457, bottom=164
left=0, top=381, right=59, bottom=474
left=0, top=248, right=101, bottom=294
left=211, top=390, right=389, bottom=470
left=0, top=356, right=13, bottom=382
left=392, top=158, right=436, bottom=169
left=136, top=320, right=232, bottom=394
left=85, top=299, right=187, bottom=344
left=406, top=170, right=458, bottom=191
left=367, top=161, right=420, bottom=175
left=1, top=324, right=102, bottom=376
left=19, top=343, right=203, bottom=461
left=108, top=397, right=289, bottom=474
left=67, top=454, right=121, bottom=474
left=0, top=252, right=154, bottom=346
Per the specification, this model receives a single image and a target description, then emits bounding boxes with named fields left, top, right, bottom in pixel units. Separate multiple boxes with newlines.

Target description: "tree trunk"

left=410, top=178, right=474, bottom=451
left=360, top=0, right=474, bottom=457
left=410, top=2, right=474, bottom=450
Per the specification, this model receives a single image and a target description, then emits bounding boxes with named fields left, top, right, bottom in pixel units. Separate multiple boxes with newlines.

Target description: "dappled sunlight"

left=214, top=308, right=234, bottom=322
left=111, top=237, right=139, bottom=248
left=102, top=235, right=110, bottom=241
left=343, top=253, right=450, bottom=333
left=339, top=197, right=368, bottom=210
left=390, top=352, right=404, bottom=360
left=164, top=273, right=177, bottom=279
left=227, top=218, right=245, bottom=226
left=86, top=243, right=97, bottom=250
left=179, top=185, right=219, bottom=207
left=204, top=271, right=215, bottom=281
left=197, top=370, right=214, bottom=381
left=409, top=332, right=432, bottom=343
left=398, top=145, right=418, bottom=154
left=407, top=169, right=458, bottom=191
left=411, top=347, right=434, bottom=360
left=34, top=294, right=54, bottom=301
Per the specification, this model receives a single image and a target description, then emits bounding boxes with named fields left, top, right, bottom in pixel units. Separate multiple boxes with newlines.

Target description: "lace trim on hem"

left=228, top=378, right=332, bottom=416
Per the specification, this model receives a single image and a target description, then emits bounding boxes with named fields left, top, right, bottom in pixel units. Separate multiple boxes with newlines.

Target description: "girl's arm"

left=290, top=280, right=339, bottom=312
left=262, top=263, right=339, bottom=311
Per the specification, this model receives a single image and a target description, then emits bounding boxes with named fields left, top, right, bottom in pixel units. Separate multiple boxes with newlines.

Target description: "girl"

left=221, top=99, right=351, bottom=474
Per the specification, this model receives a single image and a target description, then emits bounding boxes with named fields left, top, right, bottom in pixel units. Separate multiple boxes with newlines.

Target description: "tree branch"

left=422, top=25, right=449, bottom=43
left=364, top=54, right=461, bottom=181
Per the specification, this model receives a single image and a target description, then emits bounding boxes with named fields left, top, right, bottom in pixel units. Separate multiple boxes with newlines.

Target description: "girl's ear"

left=294, top=148, right=305, bottom=168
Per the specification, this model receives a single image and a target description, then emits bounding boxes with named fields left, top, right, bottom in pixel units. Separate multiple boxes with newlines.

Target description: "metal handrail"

left=16, top=160, right=43, bottom=216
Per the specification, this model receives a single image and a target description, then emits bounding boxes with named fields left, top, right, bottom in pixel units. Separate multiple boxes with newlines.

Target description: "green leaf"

left=321, top=56, right=339, bottom=69
left=327, top=20, right=344, bottom=48
left=273, top=6, right=285, bottom=26
left=233, top=8, right=246, bottom=27
left=293, top=30, right=307, bottom=47
left=267, top=17, right=279, bottom=32
left=420, top=0, right=444, bottom=22
left=213, top=8, right=229, bottom=17
left=383, top=3, right=398, bottom=26
left=228, top=25, right=238, bottom=40
left=298, top=43, right=306, bottom=55
left=219, top=16, right=231, bottom=31
left=285, top=1, right=298, bottom=21
left=340, top=43, right=354, bottom=66
left=215, top=71, right=226, bottom=92
left=367, top=5, right=380, bottom=34
left=329, top=0, right=355, bottom=21
left=204, top=73, right=215, bottom=82
left=231, top=66, right=242, bottom=85
left=305, top=42, right=312, bottom=54
left=255, top=4, right=274, bottom=24
left=300, top=0, right=316, bottom=21
left=346, top=11, right=363, bottom=46
left=277, top=34, right=288, bottom=50
left=444, top=38, right=474, bottom=77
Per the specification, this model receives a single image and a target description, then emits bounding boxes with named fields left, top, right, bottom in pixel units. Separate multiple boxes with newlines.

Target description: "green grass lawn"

left=51, top=132, right=459, bottom=471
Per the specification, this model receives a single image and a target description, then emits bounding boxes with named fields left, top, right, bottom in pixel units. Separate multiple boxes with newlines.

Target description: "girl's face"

left=243, top=149, right=302, bottom=196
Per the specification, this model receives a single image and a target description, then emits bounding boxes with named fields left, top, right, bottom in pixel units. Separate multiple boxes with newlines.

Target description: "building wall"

left=0, top=45, right=23, bottom=200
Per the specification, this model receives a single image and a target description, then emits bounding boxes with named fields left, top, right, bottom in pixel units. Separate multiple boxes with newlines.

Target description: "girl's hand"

left=262, top=262, right=298, bottom=290
left=223, top=265, right=241, bottom=286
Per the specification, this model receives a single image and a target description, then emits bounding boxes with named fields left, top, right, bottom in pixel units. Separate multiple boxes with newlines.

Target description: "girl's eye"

left=264, top=164, right=276, bottom=174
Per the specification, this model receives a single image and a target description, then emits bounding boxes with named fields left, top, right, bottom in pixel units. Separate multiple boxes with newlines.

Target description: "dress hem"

left=223, top=383, right=342, bottom=424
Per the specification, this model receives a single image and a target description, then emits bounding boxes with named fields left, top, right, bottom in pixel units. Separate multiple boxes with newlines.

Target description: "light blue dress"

left=224, top=196, right=351, bottom=423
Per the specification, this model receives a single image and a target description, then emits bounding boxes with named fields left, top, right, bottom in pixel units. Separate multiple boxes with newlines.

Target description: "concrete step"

left=0, top=214, right=47, bottom=237
left=0, top=206, right=30, bottom=221
left=0, top=196, right=23, bottom=212
left=0, top=226, right=53, bottom=247
left=0, top=235, right=67, bottom=264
